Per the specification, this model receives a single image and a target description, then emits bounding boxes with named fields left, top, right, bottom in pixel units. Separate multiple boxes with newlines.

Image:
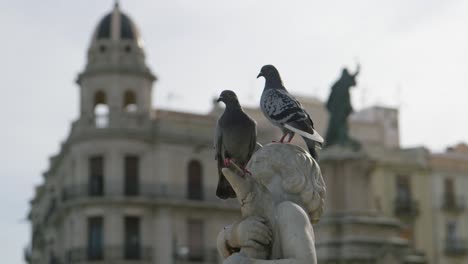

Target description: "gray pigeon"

left=257, top=65, right=323, bottom=160
left=215, top=90, right=257, bottom=199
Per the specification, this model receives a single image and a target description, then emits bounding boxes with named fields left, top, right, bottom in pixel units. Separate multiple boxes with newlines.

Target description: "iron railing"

left=445, top=238, right=468, bottom=256
left=66, top=245, right=152, bottom=263
left=61, top=183, right=238, bottom=207
left=394, top=197, right=419, bottom=218
left=442, top=195, right=465, bottom=213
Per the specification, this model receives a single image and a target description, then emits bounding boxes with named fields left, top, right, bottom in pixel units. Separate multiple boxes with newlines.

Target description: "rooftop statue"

left=324, top=65, right=361, bottom=149
left=216, top=143, right=326, bottom=264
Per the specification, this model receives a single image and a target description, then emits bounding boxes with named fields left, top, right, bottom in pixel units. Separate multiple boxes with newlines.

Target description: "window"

left=124, top=156, right=139, bottom=196
left=446, top=221, right=457, bottom=242
left=87, top=217, right=103, bottom=260
left=187, top=219, right=204, bottom=261
left=187, top=160, right=203, bottom=200
left=444, top=178, right=455, bottom=206
left=94, top=91, right=109, bottom=128
left=394, top=175, right=420, bottom=217
left=124, top=217, right=141, bottom=260
left=396, top=175, right=411, bottom=202
left=94, top=91, right=106, bottom=106
left=71, top=159, right=76, bottom=183
left=123, top=90, right=137, bottom=112
left=89, top=156, right=104, bottom=196
left=49, top=251, right=59, bottom=264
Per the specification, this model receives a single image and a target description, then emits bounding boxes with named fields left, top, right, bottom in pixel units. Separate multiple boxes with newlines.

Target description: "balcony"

left=44, top=198, right=57, bottom=223
left=72, top=112, right=151, bottom=131
left=61, top=183, right=238, bottom=209
left=67, top=246, right=152, bottom=263
left=394, top=197, right=419, bottom=218
left=442, top=195, right=465, bottom=213
left=32, top=228, right=45, bottom=249
left=445, top=239, right=468, bottom=256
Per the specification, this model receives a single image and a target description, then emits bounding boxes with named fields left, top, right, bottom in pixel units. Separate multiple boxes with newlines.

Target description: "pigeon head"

left=257, top=65, right=283, bottom=88
left=257, top=65, right=280, bottom=78
left=217, top=90, right=240, bottom=106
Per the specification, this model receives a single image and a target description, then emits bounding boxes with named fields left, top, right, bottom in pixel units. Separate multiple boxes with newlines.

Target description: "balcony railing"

left=44, top=198, right=57, bottom=223
left=445, top=238, right=468, bottom=256
left=394, top=198, right=419, bottom=218
left=72, top=112, right=151, bottom=131
left=67, top=245, right=152, bottom=263
left=49, top=255, right=61, bottom=264
left=61, top=183, right=238, bottom=207
left=32, top=228, right=45, bottom=249
left=442, top=195, right=465, bottom=213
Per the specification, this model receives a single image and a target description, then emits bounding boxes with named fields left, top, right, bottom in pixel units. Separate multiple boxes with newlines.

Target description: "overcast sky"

left=1, top=0, right=467, bottom=263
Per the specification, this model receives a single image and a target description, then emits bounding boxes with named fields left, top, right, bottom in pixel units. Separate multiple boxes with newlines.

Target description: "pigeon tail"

left=284, top=124, right=324, bottom=144
left=304, top=137, right=319, bottom=161
left=216, top=172, right=237, bottom=199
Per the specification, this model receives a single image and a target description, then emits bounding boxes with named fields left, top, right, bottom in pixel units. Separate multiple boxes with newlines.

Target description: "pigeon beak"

left=216, top=97, right=223, bottom=102
left=257, top=72, right=263, bottom=78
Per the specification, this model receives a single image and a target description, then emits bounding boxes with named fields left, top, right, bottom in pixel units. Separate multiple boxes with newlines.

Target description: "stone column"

left=154, top=208, right=173, bottom=264
left=321, top=150, right=375, bottom=214
left=106, top=149, right=122, bottom=196
left=106, top=208, right=121, bottom=249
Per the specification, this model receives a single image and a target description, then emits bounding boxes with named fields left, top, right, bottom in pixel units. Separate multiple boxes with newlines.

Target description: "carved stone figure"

left=216, top=143, right=326, bottom=264
left=325, top=66, right=360, bottom=149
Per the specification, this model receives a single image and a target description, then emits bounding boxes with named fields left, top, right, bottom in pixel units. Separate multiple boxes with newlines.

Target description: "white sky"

left=1, top=0, right=467, bottom=263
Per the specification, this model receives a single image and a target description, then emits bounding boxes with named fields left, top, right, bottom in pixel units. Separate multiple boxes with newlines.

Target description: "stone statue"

left=324, top=65, right=360, bottom=149
left=216, top=143, right=326, bottom=264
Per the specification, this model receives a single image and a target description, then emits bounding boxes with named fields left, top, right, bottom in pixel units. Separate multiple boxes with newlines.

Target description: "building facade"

left=27, top=4, right=241, bottom=264
left=430, top=144, right=468, bottom=264
left=26, top=4, right=468, bottom=264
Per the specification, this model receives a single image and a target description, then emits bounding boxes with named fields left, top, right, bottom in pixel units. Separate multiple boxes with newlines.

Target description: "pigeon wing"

left=214, top=119, right=223, bottom=160
left=246, top=117, right=258, bottom=161
left=267, top=89, right=309, bottom=124
left=214, top=120, right=225, bottom=179
left=214, top=118, right=236, bottom=199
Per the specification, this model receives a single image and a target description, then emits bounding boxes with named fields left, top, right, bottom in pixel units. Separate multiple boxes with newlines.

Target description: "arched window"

left=94, top=91, right=106, bottom=106
left=187, top=160, right=203, bottom=200
left=123, top=90, right=137, bottom=112
left=93, top=91, right=109, bottom=128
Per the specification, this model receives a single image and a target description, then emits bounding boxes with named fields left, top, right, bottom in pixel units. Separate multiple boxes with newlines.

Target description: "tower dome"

left=91, top=3, right=142, bottom=45
left=78, top=2, right=155, bottom=84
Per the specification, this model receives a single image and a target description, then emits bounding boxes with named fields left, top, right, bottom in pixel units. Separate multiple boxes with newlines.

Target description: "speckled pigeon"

left=257, top=65, right=323, bottom=160
left=215, top=90, right=257, bottom=199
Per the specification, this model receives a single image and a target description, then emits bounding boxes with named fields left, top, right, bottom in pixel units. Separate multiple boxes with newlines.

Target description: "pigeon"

left=215, top=90, right=257, bottom=199
left=257, top=65, right=323, bottom=160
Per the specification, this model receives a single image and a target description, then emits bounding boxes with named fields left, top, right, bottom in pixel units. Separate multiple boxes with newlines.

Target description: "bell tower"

left=76, top=3, right=156, bottom=128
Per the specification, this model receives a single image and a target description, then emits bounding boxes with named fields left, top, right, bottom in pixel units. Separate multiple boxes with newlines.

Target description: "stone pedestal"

left=315, top=146, right=425, bottom=264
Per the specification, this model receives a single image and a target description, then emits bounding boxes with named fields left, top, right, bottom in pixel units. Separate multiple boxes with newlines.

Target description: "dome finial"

left=114, top=0, right=120, bottom=8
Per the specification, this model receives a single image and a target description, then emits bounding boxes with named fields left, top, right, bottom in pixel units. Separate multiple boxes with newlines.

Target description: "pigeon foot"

left=223, top=158, right=232, bottom=167
left=279, top=134, right=287, bottom=143
left=242, top=167, right=252, bottom=177
left=287, top=134, right=295, bottom=143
